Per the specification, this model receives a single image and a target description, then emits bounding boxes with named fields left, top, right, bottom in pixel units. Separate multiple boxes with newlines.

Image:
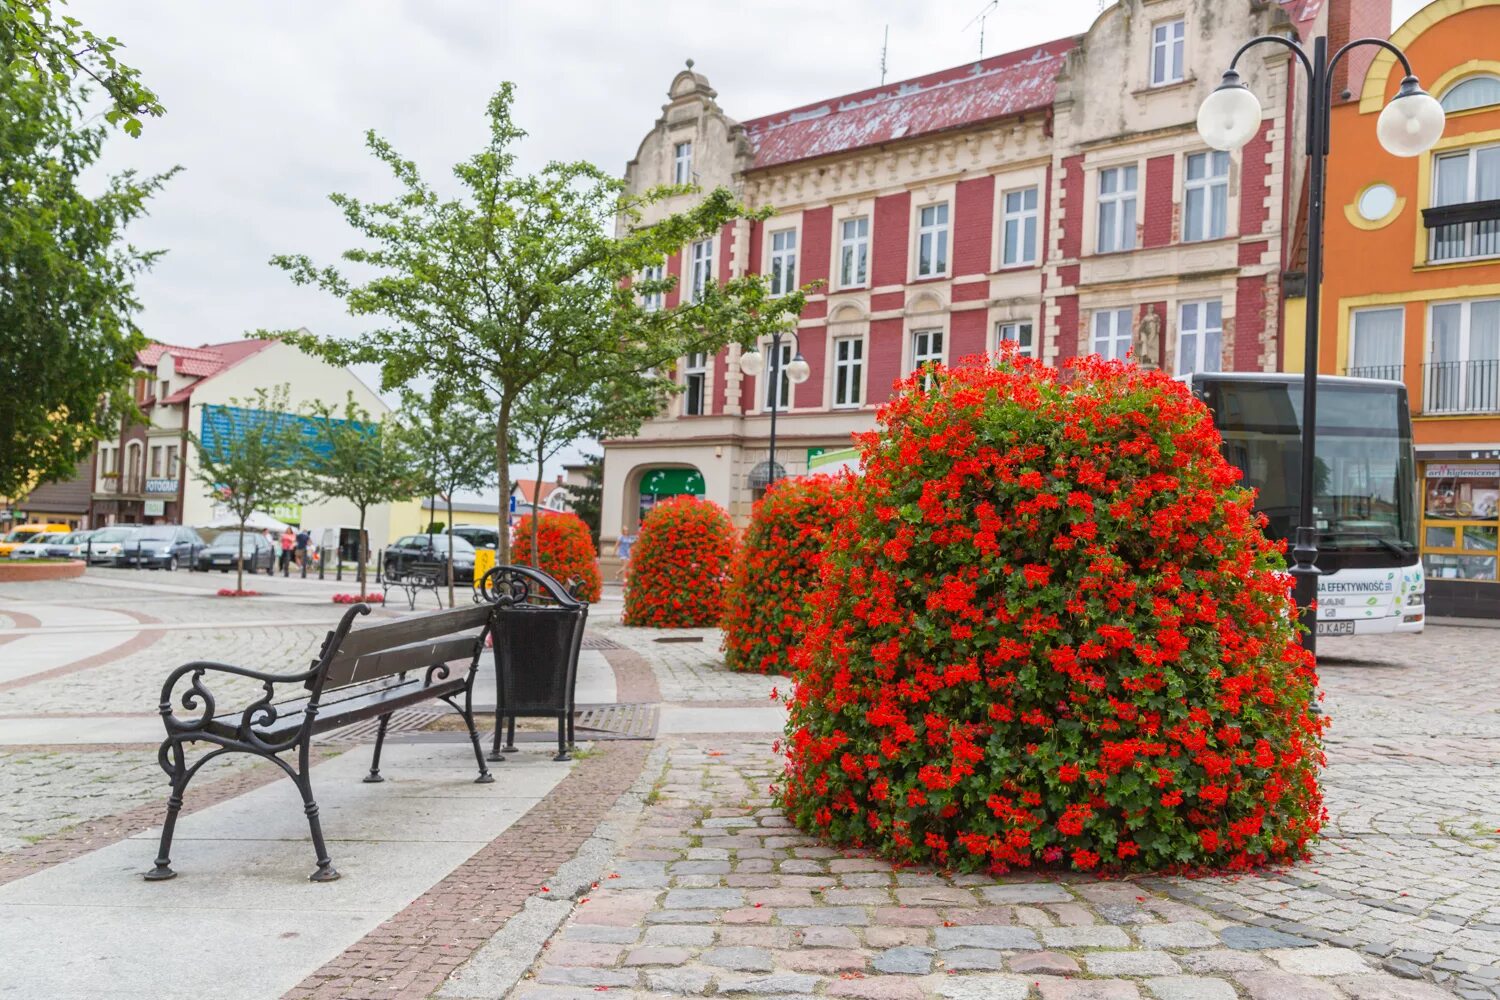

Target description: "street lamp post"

left=1197, top=34, right=1444, bottom=655
left=737, top=330, right=811, bottom=491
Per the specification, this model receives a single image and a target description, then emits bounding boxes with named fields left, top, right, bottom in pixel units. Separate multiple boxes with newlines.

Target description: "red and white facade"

left=601, top=0, right=1380, bottom=559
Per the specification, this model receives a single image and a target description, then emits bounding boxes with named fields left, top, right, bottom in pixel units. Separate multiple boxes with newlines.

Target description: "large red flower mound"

left=722, top=475, right=848, bottom=674
left=513, top=513, right=603, bottom=603
left=623, top=495, right=735, bottom=628
left=779, top=353, right=1326, bottom=874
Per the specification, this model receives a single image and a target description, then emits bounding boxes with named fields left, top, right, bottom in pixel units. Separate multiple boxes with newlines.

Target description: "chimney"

left=555, top=474, right=564, bottom=486
left=1328, top=0, right=1393, bottom=103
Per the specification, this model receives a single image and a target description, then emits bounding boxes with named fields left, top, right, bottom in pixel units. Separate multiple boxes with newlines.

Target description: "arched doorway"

left=625, top=464, right=705, bottom=532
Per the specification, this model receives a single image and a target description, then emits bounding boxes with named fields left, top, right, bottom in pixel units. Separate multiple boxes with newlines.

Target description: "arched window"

left=1440, top=75, right=1500, bottom=114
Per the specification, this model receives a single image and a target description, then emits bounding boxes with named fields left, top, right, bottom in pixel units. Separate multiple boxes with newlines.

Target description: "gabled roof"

left=741, top=37, right=1078, bottom=171
left=1279, top=0, right=1323, bottom=41
left=136, top=338, right=276, bottom=404
left=513, top=479, right=564, bottom=505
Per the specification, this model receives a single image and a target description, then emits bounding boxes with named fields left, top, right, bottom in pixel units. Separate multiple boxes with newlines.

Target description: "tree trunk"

left=495, top=396, right=513, bottom=565
left=356, top=505, right=368, bottom=599
left=446, top=493, right=456, bottom=608
left=531, top=437, right=545, bottom=570
left=236, top=517, right=247, bottom=593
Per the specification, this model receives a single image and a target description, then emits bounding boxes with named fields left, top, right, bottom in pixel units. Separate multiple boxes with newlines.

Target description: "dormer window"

left=674, top=142, right=693, bottom=185
left=1151, top=19, right=1186, bottom=87
left=1440, top=76, right=1500, bottom=114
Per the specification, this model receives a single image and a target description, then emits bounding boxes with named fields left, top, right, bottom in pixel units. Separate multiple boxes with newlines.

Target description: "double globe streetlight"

left=738, top=332, right=810, bottom=491
left=1197, top=33, right=1445, bottom=653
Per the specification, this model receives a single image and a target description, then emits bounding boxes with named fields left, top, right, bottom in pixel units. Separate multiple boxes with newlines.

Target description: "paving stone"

left=1034, top=979, right=1144, bottom=1000
left=1267, top=947, right=1371, bottom=976
left=934, top=975, right=1031, bottom=1000
left=798, top=926, right=860, bottom=948
left=1144, top=977, right=1239, bottom=1000
left=719, top=926, right=793, bottom=948
left=700, top=946, right=774, bottom=972
left=781, top=949, right=867, bottom=973
left=643, top=924, right=715, bottom=947
left=873, top=906, right=944, bottom=927
left=894, top=887, right=976, bottom=907
left=1085, top=951, right=1184, bottom=976
left=623, top=946, right=691, bottom=966
left=646, top=909, right=719, bottom=924
left=778, top=907, right=869, bottom=926
left=1098, top=904, right=1159, bottom=925
left=1335, top=973, right=1465, bottom=999
left=724, top=907, right=774, bottom=925
left=871, top=946, right=934, bottom=975
left=664, top=888, right=743, bottom=909
left=823, top=888, right=890, bottom=906
left=544, top=940, right=625, bottom=966
left=1234, top=970, right=1342, bottom=1000
left=562, top=925, right=642, bottom=944
left=536, top=967, right=640, bottom=988
left=1041, top=924, right=1132, bottom=948
left=941, top=947, right=1007, bottom=970
left=825, top=976, right=928, bottom=1000
left=864, top=927, right=931, bottom=948
left=713, top=971, right=820, bottom=994
left=747, top=888, right=818, bottom=907
left=645, top=967, right=714, bottom=993
left=1137, top=922, right=1221, bottom=948
left=670, top=859, right=732, bottom=876
left=1048, top=902, right=1099, bottom=926
left=1220, top=925, right=1317, bottom=950
left=933, top=925, right=1041, bottom=951
left=1009, top=950, right=1081, bottom=974
left=981, top=884, right=1074, bottom=904
left=1178, top=949, right=1271, bottom=973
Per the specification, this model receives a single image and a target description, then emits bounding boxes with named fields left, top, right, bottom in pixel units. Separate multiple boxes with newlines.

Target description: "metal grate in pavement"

left=574, top=702, right=658, bottom=739
left=322, top=707, right=447, bottom=744
left=580, top=635, right=621, bottom=650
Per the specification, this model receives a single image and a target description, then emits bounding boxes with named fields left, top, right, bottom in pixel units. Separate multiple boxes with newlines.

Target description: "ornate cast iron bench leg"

left=364, top=713, right=392, bottom=783
left=554, top=715, right=570, bottom=763
left=439, top=692, right=494, bottom=783
left=294, top=767, right=338, bottom=882
left=144, top=740, right=189, bottom=881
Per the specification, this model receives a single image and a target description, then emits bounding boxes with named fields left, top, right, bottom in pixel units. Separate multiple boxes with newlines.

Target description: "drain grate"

left=580, top=635, right=622, bottom=650
left=323, top=707, right=447, bottom=744
left=575, top=702, right=659, bottom=739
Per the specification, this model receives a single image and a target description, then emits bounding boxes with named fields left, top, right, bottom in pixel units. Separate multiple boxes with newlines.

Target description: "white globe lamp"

left=738, top=347, right=765, bottom=376
left=1196, top=70, right=1263, bottom=152
left=785, top=355, right=811, bottom=384
left=1377, top=76, right=1446, bottom=157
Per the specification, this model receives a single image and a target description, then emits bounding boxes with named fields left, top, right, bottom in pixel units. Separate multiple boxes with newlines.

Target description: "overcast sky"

left=71, top=0, right=1428, bottom=482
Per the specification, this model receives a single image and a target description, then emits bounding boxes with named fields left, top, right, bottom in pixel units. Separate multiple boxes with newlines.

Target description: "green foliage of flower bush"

left=779, top=352, right=1325, bottom=873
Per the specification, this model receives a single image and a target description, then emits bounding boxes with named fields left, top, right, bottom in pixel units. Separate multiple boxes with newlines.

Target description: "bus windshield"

left=1203, top=379, right=1418, bottom=557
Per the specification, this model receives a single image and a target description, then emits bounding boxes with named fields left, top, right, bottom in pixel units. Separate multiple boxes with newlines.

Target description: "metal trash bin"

left=478, top=564, right=588, bottom=762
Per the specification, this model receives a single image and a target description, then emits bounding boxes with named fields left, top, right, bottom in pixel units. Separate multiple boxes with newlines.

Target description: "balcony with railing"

left=1343, top=363, right=1405, bottom=382
left=1423, top=359, right=1500, bottom=414
left=1425, top=200, right=1500, bottom=263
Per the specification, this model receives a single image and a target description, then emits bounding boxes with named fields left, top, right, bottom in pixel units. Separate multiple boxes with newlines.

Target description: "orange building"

left=1316, top=0, right=1500, bottom=617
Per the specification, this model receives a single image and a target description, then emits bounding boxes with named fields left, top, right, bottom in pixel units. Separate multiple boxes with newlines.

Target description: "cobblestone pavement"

left=591, top=621, right=786, bottom=704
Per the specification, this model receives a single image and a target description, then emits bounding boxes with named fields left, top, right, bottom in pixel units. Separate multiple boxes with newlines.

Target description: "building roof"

left=740, top=37, right=1078, bottom=170
left=136, top=339, right=275, bottom=405
left=1279, top=0, right=1323, bottom=40
left=513, top=479, right=565, bottom=505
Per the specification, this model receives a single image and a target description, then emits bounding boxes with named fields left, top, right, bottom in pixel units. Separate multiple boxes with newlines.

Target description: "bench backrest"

left=313, top=602, right=493, bottom=692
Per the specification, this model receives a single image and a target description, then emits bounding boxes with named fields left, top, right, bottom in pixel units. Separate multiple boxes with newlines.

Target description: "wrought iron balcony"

left=1423, top=359, right=1500, bottom=414
left=1424, top=199, right=1500, bottom=263
left=1344, top=364, right=1405, bottom=382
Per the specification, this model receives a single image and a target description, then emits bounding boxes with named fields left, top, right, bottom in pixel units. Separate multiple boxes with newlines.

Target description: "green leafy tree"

left=305, top=395, right=422, bottom=598
left=400, top=390, right=496, bottom=606
left=0, top=8, right=175, bottom=500
left=568, top=453, right=605, bottom=546
left=189, top=387, right=308, bottom=593
left=269, top=82, right=808, bottom=564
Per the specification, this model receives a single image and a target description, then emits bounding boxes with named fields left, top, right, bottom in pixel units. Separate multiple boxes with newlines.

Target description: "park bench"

left=383, top=559, right=446, bottom=610
left=146, top=601, right=497, bottom=883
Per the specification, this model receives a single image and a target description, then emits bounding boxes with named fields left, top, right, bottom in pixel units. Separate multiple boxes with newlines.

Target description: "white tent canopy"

left=201, top=510, right=290, bottom=532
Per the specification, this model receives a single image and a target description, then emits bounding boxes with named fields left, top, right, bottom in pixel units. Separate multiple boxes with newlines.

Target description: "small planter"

left=332, top=593, right=383, bottom=604
left=0, top=560, right=85, bottom=583
left=215, top=588, right=261, bottom=598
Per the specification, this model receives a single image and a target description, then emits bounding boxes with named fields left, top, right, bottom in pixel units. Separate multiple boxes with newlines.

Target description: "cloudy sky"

left=71, top=0, right=1428, bottom=480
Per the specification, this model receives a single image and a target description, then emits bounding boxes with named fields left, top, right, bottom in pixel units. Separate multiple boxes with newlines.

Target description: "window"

left=1183, top=151, right=1230, bottom=242
left=996, top=321, right=1036, bottom=359
left=838, top=217, right=869, bottom=287
left=150, top=445, right=162, bottom=478
left=1096, top=166, right=1138, bottom=253
left=683, top=352, right=707, bottom=416
left=1427, top=299, right=1500, bottom=413
left=833, top=337, right=864, bottom=408
left=1000, top=187, right=1039, bottom=266
left=639, top=264, right=664, bottom=311
left=911, top=329, right=944, bottom=388
left=916, top=203, right=949, bottom=277
left=1349, top=308, right=1405, bottom=379
left=763, top=339, right=794, bottom=411
left=689, top=239, right=714, bottom=302
left=1422, top=461, right=1500, bottom=583
left=673, top=141, right=693, bottom=185
left=1176, top=301, right=1223, bottom=375
left=1431, top=145, right=1500, bottom=262
left=1440, top=76, right=1500, bottom=114
left=159, top=379, right=169, bottom=400
left=1151, top=19, right=1186, bottom=87
left=166, top=445, right=179, bottom=478
left=1091, top=308, right=1133, bottom=361
left=769, top=229, right=797, bottom=296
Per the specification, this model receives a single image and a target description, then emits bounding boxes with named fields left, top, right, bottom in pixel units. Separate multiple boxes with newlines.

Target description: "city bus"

left=1186, top=372, right=1425, bottom=637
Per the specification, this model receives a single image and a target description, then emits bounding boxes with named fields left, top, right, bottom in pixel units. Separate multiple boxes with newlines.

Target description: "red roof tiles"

left=136, top=339, right=275, bottom=403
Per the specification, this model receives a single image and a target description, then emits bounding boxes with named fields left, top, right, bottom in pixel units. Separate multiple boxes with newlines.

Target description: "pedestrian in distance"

left=279, top=526, right=295, bottom=575
left=294, top=527, right=310, bottom=568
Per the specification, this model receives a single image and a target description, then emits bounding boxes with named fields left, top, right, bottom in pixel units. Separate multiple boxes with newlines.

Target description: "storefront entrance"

left=1420, top=459, right=1500, bottom=617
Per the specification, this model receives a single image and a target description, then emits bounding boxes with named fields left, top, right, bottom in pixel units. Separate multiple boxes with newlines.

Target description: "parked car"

left=449, top=524, right=500, bottom=551
left=383, top=533, right=477, bottom=584
left=118, top=524, right=206, bottom=570
left=85, top=526, right=143, bottom=564
left=196, top=530, right=276, bottom=575
left=0, top=523, right=72, bottom=558
left=8, top=532, right=68, bottom=559
left=51, top=530, right=97, bottom=558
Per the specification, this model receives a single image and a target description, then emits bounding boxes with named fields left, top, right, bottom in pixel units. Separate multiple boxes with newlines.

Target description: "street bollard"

left=375, top=548, right=383, bottom=585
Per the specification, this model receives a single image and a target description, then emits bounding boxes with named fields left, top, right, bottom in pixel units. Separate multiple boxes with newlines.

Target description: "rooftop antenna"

left=965, top=0, right=999, bottom=58
left=879, top=24, right=889, bottom=85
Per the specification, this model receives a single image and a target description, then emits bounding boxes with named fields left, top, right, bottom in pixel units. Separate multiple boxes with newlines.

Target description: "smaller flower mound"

left=623, top=495, right=735, bottom=628
left=216, top=588, right=260, bottom=598
left=723, top=475, right=849, bottom=674
left=513, top=513, right=602, bottom=602
left=332, top=592, right=383, bottom=604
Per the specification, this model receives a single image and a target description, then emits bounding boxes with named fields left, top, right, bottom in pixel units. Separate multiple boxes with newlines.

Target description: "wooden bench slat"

left=208, top=674, right=468, bottom=742
left=332, top=603, right=493, bottom=659
left=322, top=633, right=483, bottom=689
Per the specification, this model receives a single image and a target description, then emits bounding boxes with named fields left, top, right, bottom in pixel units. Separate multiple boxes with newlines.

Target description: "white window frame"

left=911, top=328, right=944, bottom=388
left=1182, top=151, right=1231, bottom=243
left=1096, top=166, right=1138, bottom=254
left=682, top=352, right=708, bottom=416
left=1348, top=307, right=1405, bottom=378
left=673, top=141, right=693, bottom=185
left=838, top=217, right=869, bottom=288
left=689, top=239, right=714, bottom=302
left=1151, top=19, right=1186, bottom=87
left=996, top=320, right=1037, bottom=359
left=1430, top=143, right=1500, bottom=262
left=1175, top=300, right=1223, bottom=375
left=768, top=229, right=798, bottom=296
left=1000, top=187, right=1039, bottom=267
left=832, top=336, right=864, bottom=408
left=1426, top=298, right=1500, bottom=412
left=639, top=263, right=664, bottom=312
left=916, top=203, right=950, bottom=278
left=1091, top=308, right=1134, bottom=361
left=761, top=338, right=795, bottom=412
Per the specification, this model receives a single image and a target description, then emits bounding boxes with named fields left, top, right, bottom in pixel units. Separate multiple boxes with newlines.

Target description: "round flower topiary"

left=780, top=352, right=1325, bottom=874
left=623, top=494, right=735, bottom=628
left=722, top=474, right=849, bottom=674
left=513, top=513, right=603, bottom=603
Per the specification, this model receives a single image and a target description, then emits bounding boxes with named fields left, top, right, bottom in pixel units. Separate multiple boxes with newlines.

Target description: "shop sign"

left=145, top=478, right=178, bottom=494
left=1426, top=463, right=1500, bottom=479
left=143, top=500, right=166, bottom=516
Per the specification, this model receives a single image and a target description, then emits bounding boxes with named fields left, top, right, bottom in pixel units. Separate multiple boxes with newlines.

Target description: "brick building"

left=600, top=0, right=1380, bottom=563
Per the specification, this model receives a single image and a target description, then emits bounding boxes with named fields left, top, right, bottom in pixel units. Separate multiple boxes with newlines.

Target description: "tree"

left=400, top=390, right=496, bottom=607
left=189, top=387, right=308, bottom=593
left=568, top=453, right=605, bottom=546
left=269, top=82, right=808, bottom=564
left=305, top=395, right=422, bottom=598
left=0, top=8, right=175, bottom=500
